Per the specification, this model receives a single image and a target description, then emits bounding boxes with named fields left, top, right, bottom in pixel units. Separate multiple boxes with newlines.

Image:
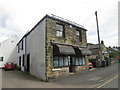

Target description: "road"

left=51, top=63, right=118, bottom=86
left=2, top=62, right=119, bottom=88
left=96, top=74, right=118, bottom=88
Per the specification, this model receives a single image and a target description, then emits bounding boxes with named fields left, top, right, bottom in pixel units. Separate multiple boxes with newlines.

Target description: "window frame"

left=56, top=23, right=65, bottom=38
left=73, top=56, right=86, bottom=66
left=76, top=30, right=82, bottom=42
left=53, top=56, right=69, bottom=68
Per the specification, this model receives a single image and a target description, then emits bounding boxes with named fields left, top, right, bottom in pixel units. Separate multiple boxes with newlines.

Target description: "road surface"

left=2, top=62, right=119, bottom=88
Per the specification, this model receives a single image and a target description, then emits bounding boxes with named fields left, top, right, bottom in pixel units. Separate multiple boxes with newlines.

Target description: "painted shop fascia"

left=17, top=14, right=91, bottom=81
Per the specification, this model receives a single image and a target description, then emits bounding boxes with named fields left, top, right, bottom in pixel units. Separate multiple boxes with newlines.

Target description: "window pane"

left=72, top=57, right=75, bottom=65
left=79, top=58, right=82, bottom=65
left=76, top=57, right=79, bottom=65
left=79, top=31, right=82, bottom=41
left=56, top=31, right=60, bottom=37
left=82, top=57, right=85, bottom=65
left=59, top=31, right=63, bottom=37
left=56, top=31, right=63, bottom=37
left=56, top=24, right=63, bottom=31
left=59, top=57, right=63, bottom=67
left=54, top=57, right=58, bottom=67
left=76, top=31, right=79, bottom=36
left=64, top=57, right=68, bottom=66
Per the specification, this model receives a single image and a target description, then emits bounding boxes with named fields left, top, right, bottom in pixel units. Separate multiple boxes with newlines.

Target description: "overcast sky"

left=0, top=0, right=119, bottom=47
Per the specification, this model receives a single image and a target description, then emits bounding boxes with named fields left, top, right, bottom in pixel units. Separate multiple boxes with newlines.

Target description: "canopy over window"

left=53, top=44, right=75, bottom=55
left=79, top=48, right=92, bottom=55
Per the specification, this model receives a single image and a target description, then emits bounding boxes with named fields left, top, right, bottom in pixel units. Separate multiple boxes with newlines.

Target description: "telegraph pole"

left=95, top=11, right=102, bottom=66
left=95, top=11, right=101, bottom=47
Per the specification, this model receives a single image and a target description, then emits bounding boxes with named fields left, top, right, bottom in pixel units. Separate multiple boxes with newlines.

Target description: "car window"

left=7, top=63, right=13, bottom=65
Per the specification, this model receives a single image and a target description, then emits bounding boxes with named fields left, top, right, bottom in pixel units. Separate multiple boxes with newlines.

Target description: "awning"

left=79, top=48, right=92, bottom=55
left=53, top=45, right=75, bottom=55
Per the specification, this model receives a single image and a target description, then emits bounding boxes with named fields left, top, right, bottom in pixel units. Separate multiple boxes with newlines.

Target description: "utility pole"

left=95, top=11, right=102, bottom=66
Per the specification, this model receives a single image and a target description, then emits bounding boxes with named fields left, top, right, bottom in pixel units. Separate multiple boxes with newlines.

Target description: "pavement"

left=2, top=63, right=119, bottom=88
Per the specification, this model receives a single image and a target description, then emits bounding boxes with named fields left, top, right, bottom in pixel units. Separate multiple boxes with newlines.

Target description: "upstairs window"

left=18, top=40, right=24, bottom=53
left=56, top=24, right=64, bottom=38
left=18, top=44, right=20, bottom=53
left=21, top=40, right=23, bottom=50
left=76, top=30, right=82, bottom=42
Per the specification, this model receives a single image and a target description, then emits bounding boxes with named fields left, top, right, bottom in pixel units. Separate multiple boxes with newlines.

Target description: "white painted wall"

left=0, top=43, right=3, bottom=68
left=0, top=36, right=20, bottom=68
left=17, top=38, right=26, bottom=71
left=26, top=18, right=46, bottom=81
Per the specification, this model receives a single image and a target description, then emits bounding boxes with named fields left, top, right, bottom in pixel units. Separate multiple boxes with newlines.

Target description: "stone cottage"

left=17, top=14, right=91, bottom=81
left=88, top=40, right=110, bottom=67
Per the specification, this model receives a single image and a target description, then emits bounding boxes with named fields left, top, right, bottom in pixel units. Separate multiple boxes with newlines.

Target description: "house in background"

left=0, top=36, right=20, bottom=68
left=17, top=14, right=91, bottom=81
left=88, top=40, right=110, bottom=67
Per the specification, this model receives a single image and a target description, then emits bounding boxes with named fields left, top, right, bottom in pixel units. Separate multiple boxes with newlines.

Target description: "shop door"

left=69, top=56, right=75, bottom=72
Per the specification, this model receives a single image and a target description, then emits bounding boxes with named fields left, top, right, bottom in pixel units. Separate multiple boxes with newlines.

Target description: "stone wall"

left=45, top=17, right=88, bottom=79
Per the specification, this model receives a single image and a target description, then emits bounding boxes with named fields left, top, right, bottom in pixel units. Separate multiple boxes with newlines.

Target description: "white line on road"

left=96, top=74, right=118, bottom=88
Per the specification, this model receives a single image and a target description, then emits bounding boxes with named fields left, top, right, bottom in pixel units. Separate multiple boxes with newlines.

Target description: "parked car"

left=88, top=62, right=93, bottom=69
left=4, top=62, right=15, bottom=71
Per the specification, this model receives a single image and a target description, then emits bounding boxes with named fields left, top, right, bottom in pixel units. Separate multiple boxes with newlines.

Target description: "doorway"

left=69, top=56, right=75, bottom=73
left=19, top=56, right=21, bottom=67
left=27, top=54, right=30, bottom=72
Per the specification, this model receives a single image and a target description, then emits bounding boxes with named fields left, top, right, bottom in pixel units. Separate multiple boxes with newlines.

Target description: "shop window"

left=82, top=57, right=86, bottom=65
left=72, top=57, right=76, bottom=65
left=59, top=57, right=63, bottom=67
left=79, top=58, right=82, bottom=65
left=53, top=57, right=59, bottom=67
left=74, top=57, right=86, bottom=66
left=63, top=57, right=69, bottom=66
left=53, top=56, right=69, bottom=67
left=76, top=58, right=79, bottom=65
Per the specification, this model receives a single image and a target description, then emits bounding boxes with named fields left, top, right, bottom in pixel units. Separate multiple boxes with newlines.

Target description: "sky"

left=0, top=0, right=119, bottom=47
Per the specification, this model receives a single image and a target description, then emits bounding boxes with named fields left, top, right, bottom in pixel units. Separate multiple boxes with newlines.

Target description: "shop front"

left=52, top=43, right=91, bottom=74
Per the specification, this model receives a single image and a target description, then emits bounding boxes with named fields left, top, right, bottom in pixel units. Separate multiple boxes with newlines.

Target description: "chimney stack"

left=101, top=40, right=104, bottom=44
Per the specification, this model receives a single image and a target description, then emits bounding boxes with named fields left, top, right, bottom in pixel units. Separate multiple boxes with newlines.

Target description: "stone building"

left=88, top=40, right=109, bottom=67
left=17, top=14, right=91, bottom=81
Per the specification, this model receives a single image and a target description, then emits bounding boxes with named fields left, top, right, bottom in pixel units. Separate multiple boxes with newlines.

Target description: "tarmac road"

left=51, top=63, right=118, bottom=86
left=2, top=62, right=119, bottom=88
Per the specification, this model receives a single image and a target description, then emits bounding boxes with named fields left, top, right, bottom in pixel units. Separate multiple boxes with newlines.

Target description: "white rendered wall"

left=26, top=18, right=46, bottom=81
left=0, top=36, right=20, bottom=67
